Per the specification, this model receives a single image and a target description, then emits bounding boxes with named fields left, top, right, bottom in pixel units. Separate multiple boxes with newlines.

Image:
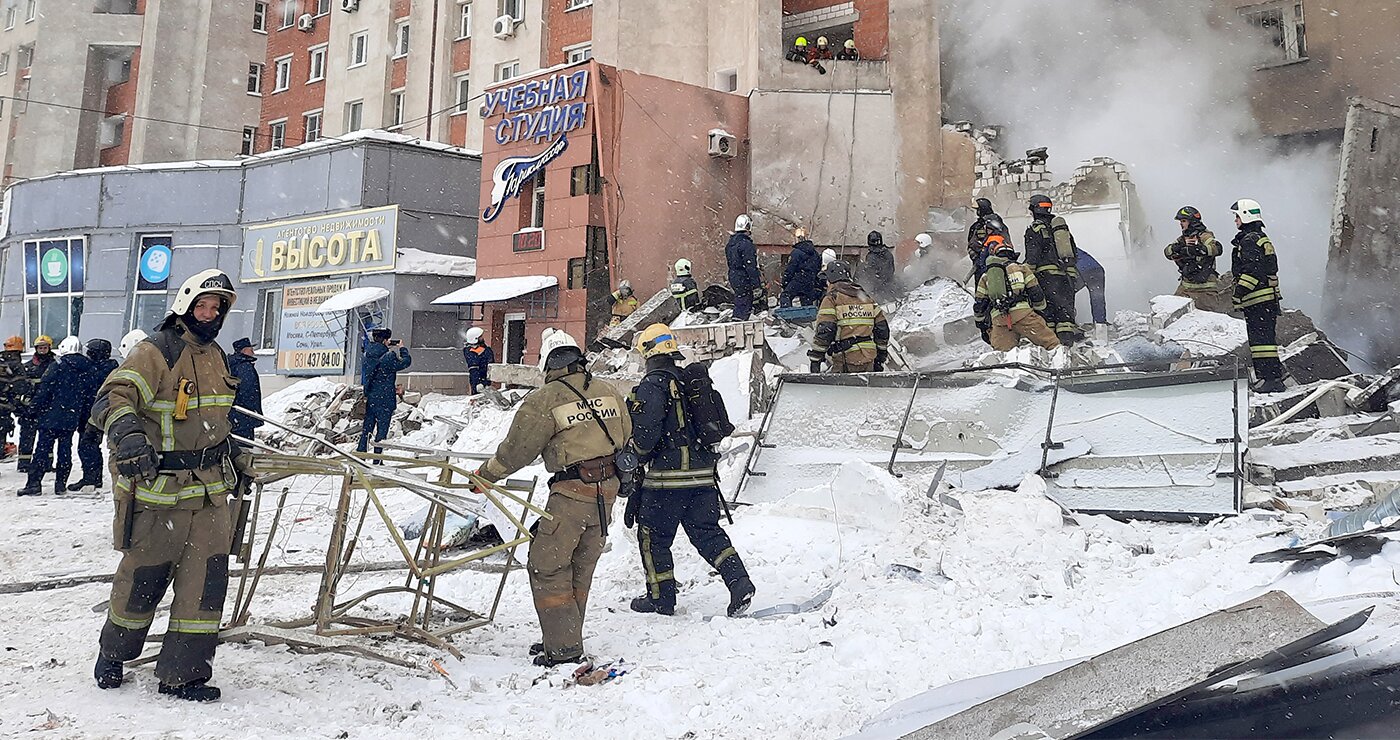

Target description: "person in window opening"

left=836, top=39, right=860, bottom=61
left=810, top=36, right=835, bottom=61
left=357, top=328, right=411, bottom=462
left=785, top=36, right=810, bottom=64
left=463, top=327, right=494, bottom=395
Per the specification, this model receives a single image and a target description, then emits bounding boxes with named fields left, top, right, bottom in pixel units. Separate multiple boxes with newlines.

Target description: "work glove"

left=623, top=488, right=644, bottom=529
left=114, top=432, right=159, bottom=481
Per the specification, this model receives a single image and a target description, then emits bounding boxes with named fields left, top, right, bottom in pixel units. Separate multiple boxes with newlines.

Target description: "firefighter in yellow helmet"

left=16, top=334, right=55, bottom=471
left=623, top=324, right=755, bottom=617
left=786, top=36, right=810, bottom=63
left=91, top=269, right=250, bottom=702
left=0, top=335, right=25, bottom=458
left=809, top=260, right=890, bottom=373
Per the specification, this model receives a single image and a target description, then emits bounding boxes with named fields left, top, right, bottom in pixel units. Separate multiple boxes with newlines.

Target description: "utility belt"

left=158, top=438, right=235, bottom=471
left=550, top=454, right=618, bottom=485
left=826, top=335, right=875, bottom=356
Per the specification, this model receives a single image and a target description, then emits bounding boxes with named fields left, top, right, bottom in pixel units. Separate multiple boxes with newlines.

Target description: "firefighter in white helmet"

left=669, top=259, right=700, bottom=313
left=462, top=326, right=494, bottom=394
left=1230, top=198, right=1286, bottom=393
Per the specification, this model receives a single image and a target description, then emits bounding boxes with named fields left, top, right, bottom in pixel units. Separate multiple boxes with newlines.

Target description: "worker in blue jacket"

left=357, top=328, right=411, bottom=460
left=779, top=228, right=824, bottom=307
left=19, top=336, right=100, bottom=495
left=1073, top=248, right=1108, bottom=325
left=226, top=338, right=264, bottom=440
left=462, top=327, right=493, bottom=394
left=69, top=338, right=119, bottom=491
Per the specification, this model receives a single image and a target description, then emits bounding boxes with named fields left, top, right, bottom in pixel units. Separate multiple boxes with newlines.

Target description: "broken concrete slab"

left=898, top=591, right=1332, bottom=740
left=1281, top=334, right=1353, bottom=385
left=1249, top=432, right=1400, bottom=483
left=1251, top=411, right=1397, bottom=447
left=488, top=362, right=545, bottom=388
left=1346, top=366, right=1400, bottom=412
left=672, top=319, right=767, bottom=363
left=594, top=288, right=680, bottom=350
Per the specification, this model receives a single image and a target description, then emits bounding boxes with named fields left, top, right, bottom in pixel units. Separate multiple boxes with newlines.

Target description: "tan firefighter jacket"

left=810, top=280, right=890, bottom=366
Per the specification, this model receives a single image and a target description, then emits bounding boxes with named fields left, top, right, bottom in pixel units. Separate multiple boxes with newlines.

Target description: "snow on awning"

left=316, top=286, right=391, bottom=314
left=395, top=248, right=476, bottom=278
left=432, top=275, right=557, bottom=305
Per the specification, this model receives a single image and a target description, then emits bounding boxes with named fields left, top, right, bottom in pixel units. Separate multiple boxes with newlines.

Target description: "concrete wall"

left=326, top=0, right=396, bottom=135
left=457, top=0, right=547, bottom=151
left=593, top=0, right=763, bottom=94
left=1323, top=97, right=1400, bottom=366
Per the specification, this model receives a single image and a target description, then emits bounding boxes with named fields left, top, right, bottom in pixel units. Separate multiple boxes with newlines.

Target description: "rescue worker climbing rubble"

left=974, top=235, right=1061, bottom=352
left=462, top=327, right=494, bottom=394
left=1024, top=195, right=1081, bottom=345
left=809, top=260, right=889, bottom=373
left=670, top=259, right=701, bottom=313
left=1230, top=198, right=1287, bottom=394
left=607, top=280, right=638, bottom=326
left=624, top=323, right=755, bottom=618
left=1165, top=206, right=1228, bottom=314
left=474, top=328, right=632, bottom=667
left=91, top=268, right=248, bottom=702
left=968, top=198, right=1010, bottom=283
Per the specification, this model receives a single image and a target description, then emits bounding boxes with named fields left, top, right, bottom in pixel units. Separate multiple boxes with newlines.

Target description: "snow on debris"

left=432, top=275, right=557, bottom=305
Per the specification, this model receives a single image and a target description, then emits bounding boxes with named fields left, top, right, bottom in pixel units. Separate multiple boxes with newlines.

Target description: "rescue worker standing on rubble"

left=17, top=334, right=56, bottom=472
left=860, top=230, right=896, bottom=303
left=780, top=228, right=823, bottom=307
left=974, top=235, right=1061, bottom=352
left=462, top=327, right=494, bottom=394
left=968, top=198, right=1010, bottom=282
left=474, top=328, right=632, bottom=666
left=1166, top=206, right=1227, bottom=314
left=357, top=328, right=410, bottom=460
left=670, top=259, right=701, bottom=314
left=1024, top=195, right=1082, bottom=345
left=810, top=260, right=890, bottom=373
left=91, top=269, right=247, bottom=702
left=624, top=323, right=755, bottom=618
left=70, top=338, right=119, bottom=491
left=0, top=336, right=26, bottom=459
left=607, top=280, right=638, bottom=326
left=726, top=214, right=762, bottom=321
left=1230, top=198, right=1287, bottom=393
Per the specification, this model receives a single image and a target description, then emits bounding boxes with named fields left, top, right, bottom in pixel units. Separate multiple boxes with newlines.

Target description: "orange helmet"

left=3, top=336, right=23, bottom=352
left=983, top=233, right=1006, bottom=249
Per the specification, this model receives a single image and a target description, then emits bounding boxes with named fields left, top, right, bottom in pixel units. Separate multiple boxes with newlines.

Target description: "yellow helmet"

left=33, top=335, right=52, bottom=347
left=635, top=323, right=679, bottom=359
left=4, top=336, right=23, bottom=351
left=794, top=36, right=808, bottom=47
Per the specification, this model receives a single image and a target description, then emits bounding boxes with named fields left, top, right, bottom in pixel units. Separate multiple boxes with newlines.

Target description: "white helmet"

left=171, top=268, right=237, bottom=315
left=822, top=248, right=838, bottom=267
left=465, top=327, right=484, bottom=344
left=56, top=336, right=82, bottom=356
left=674, top=258, right=692, bottom=277
left=538, top=327, right=583, bottom=371
left=1230, top=198, right=1264, bottom=224
left=734, top=213, right=752, bottom=232
left=119, top=329, right=148, bottom=358
left=915, top=233, right=933, bottom=252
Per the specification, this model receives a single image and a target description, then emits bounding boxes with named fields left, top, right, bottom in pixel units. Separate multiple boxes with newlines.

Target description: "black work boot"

left=532, top=650, right=586, bottom=668
left=726, top=577, right=756, bottom=617
left=629, top=596, right=675, bottom=616
left=17, top=470, right=42, bottom=496
left=54, top=470, right=70, bottom=496
left=158, top=680, right=221, bottom=702
left=94, top=656, right=124, bottom=689
left=68, top=477, right=100, bottom=492
left=528, top=642, right=545, bottom=656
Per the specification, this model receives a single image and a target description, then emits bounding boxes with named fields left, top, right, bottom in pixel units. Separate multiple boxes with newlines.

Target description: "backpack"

left=661, top=363, right=735, bottom=448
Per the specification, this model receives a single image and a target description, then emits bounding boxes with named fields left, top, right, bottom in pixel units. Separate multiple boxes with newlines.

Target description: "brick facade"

left=257, top=0, right=330, bottom=152
left=98, top=49, right=141, bottom=166
left=545, top=0, right=592, bottom=66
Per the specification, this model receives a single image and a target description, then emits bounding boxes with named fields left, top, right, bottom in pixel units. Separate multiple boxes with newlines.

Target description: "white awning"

left=316, top=286, right=391, bottom=314
left=432, top=275, right=557, bottom=305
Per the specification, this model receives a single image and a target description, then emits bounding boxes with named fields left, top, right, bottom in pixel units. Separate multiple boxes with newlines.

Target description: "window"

left=256, top=288, right=283, bottom=350
left=716, top=68, right=738, bottom=93
left=345, top=99, right=363, bottom=131
left=131, top=236, right=172, bottom=332
left=0, top=53, right=8, bottom=75
left=570, top=163, right=600, bottom=196
left=4, top=8, right=14, bottom=28
left=1241, top=1, right=1307, bottom=64
left=17, top=44, right=32, bottom=68
left=280, top=0, right=298, bottom=28
left=388, top=90, right=404, bottom=129
left=247, top=63, right=263, bottom=94
left=99, top=115, right=125, bottom=148
left=454, top=73, right=471, bottom=113
left=25, top=0, right=35, bottom=22
left=241, top=126, right=257, bottom=155
left=494, top=59, right=520, bottom=82
left=565, top=0, right=591, bottom=9
left=315, top=0, right=330, bottom=15
left=303, top=110, right=322, bottom=143
left=567, top=257, right=585, bottom=289
left=349, top=31, right=368, bottom=67
left=586, top=225, right=608, bottom=271
left=564, top=43, right=591, bottom=64
left=308, top=45, right=326, bottom=81
left=272, top=55, right=292, bottom=92
left=269, top=119, right=286, bottom=149
left=498, top=0, right=521, bottom=22
left=252, top=1, right=267, bottom=32
left=529, top=169, right=545, bottom=228
left=457, top=2, right=471, bottom=38
left=23, top=238, right=86, bottom=342
left=394, top=20, right=410, bottom=58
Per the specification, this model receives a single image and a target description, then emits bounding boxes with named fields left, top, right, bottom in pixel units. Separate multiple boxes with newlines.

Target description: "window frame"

left=303, top=109, right=322, bottom=143
left=345, top=99, right=364, bottom=132
left=256, top=287, right=283, bottom=351
left=494, top=59, right=520, bottom=82
left=241, top=125, right=257, bottom=155
left=453, top=73, right=471, bottom=114
left=268, top=118, right=287, bottom=149
left=307, top=44, right=327, bottom=82
left=457, top=1, right=471, bottom=39
left=0, top=53, right=9, bottom=76
left=22, top=238, right=87, bottom=343
left=25, top=0, right=36, bottom=22
left=272, top=54, right=293, bottom=93
left=4, top=7, right=15, bottom=29
left=1240, top=0, right=1308, bottom=65
left=564, top=42, right=592, bottom=64
left=252, top=1, right=267, bottom=32
left=569, top=163, right=600, bottom=196
left=280, top=0, right=298, bottom=29
left=393, top=19, right=410, bottom=58
left=348, top=31, right=369, bottom=68
left=388, top=89, right=405, bottom=130
left=247, top=62, right=264, bottom=95
left=564, top=0, right=591, bottom=10
left=315, top=0, right=331, bottom=16
left=498, top=0, right=522, bottom=22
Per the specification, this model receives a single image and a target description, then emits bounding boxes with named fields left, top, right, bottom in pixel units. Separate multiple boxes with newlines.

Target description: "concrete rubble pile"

left=259, top=381, right=430, bottom=454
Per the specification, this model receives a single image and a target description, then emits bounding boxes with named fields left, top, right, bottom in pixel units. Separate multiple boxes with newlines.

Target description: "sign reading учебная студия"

left=242, top=205, right=398, bottom=282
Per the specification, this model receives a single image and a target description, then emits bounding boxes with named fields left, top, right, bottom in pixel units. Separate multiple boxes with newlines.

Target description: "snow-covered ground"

left=3, top=347, right=1397, bottom=738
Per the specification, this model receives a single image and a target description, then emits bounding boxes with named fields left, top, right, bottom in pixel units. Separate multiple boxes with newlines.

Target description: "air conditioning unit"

left=297, top=13, right=315, bottom=31
left=492, top=15, right=516, bottom=39
left=340, top=0, right=359, bottom=12
left=708, top=129, right=738, bottom=158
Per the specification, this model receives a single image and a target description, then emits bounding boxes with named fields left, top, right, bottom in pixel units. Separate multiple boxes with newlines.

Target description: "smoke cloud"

left=940, top=0, right=1339, bottom=319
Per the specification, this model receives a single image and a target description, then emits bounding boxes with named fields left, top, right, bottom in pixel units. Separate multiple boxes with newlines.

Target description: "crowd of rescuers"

left=785, top=35, right=861, bottom=74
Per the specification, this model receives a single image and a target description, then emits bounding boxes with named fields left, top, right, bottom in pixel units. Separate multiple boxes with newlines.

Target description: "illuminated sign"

left=242, top=205, right=398, bottom=283
left=482, top=135, right=569, bottom=223
left=483, top=69, right=590, bottom=146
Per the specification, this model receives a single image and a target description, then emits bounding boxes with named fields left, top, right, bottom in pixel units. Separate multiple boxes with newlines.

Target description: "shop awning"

left=316, top=286, right=391, bottom=314
left=432, top=275, right=557, bottom=305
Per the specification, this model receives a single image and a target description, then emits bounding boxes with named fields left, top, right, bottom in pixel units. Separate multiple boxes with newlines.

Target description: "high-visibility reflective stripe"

left=1181, top=280, right=1218, bottom=290
left=123, top=476, right=232, bottom=506
left=835, top=318, right=875, bottom=327
left=108, top=610, right=154, bottom=630
left=160, top=412, right=175, bottom=451
left=1034, top=265, right=1066, bottom=276
left=1251, top=345, right=1280, bottom=358
left=713, top=547, right=736, bottom=567
left=818, top=308, right=837, bottom=316
left=835, top=341, right=877, bottom=355
left=168, top=618, right=221, bottom=634
left=104, top=405, right=137, bottom=433
left=1237, top=274, right=1260, bottom=289
left=112, top=369, right=155, bottom=404
left=1238, top=288, right=1280, bottom=308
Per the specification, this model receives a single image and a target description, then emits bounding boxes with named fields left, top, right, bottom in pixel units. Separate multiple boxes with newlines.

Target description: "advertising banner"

left=277, top=279, right=350, bottom=375
left=242, top=205, right=398, bottom=283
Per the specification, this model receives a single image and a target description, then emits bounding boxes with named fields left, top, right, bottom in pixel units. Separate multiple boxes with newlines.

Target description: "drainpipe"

left=425, top=0, right=441, bottom=140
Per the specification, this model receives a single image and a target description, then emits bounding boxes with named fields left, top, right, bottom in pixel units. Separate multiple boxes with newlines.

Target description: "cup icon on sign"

left=47, top=262, right=61, bottom=278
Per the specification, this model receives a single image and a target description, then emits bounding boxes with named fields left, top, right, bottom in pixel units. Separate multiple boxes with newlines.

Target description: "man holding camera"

left=357, top=328, right=411, bottom=460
